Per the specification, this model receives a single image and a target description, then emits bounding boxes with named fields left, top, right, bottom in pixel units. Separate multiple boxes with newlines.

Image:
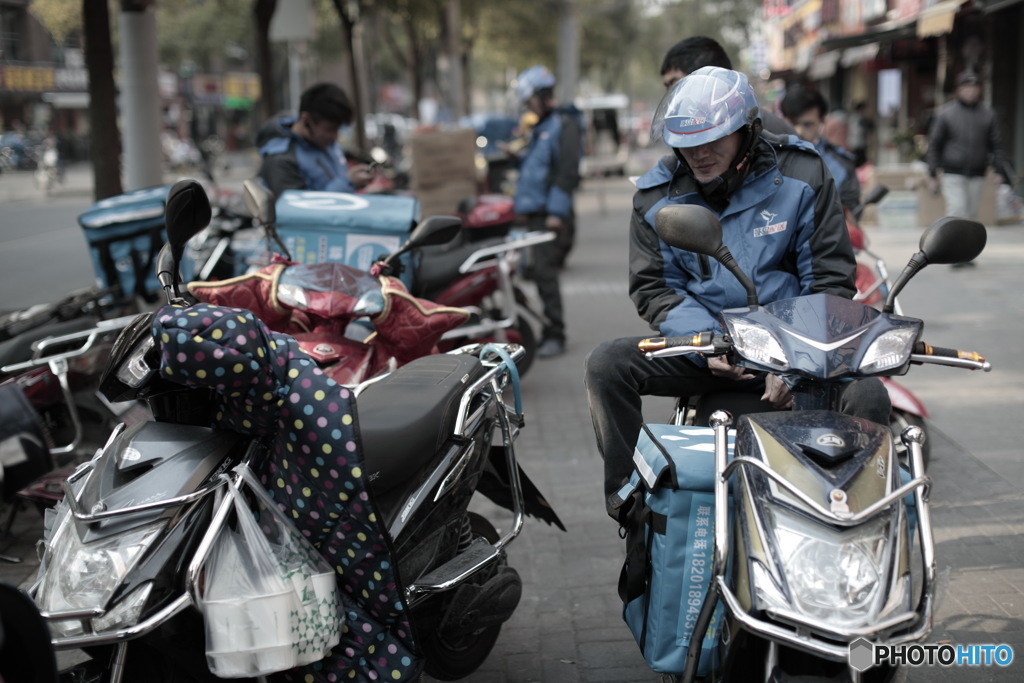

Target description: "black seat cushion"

left=357, top=353, right=485, bottom=494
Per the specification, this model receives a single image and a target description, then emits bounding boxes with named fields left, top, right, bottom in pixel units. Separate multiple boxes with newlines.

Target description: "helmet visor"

left=651, top=67, right=759, bottom=148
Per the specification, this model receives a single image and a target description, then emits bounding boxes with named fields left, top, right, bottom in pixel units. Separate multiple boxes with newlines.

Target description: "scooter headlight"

left=859, top=327, right=918, bottom=373
left=762, top=510, right=888, bottom=629
left=36, top=518, right=162, bottom=614
left=726, top=319, right=789, bottom=371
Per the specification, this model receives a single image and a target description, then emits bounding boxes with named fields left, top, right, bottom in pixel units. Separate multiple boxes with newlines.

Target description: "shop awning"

left=917, top=0, right=967, bottom=38
left=41, top=92, right=89, bottom=108
left=819, top=17, right=917, bottom=51
left=841, top=43, right=880, bottom=68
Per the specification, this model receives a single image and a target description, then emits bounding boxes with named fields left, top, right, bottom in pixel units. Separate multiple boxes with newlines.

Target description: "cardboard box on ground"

left=409, top=128, right=482, bottom=219
left=868, top=165, right=1000, bottom=228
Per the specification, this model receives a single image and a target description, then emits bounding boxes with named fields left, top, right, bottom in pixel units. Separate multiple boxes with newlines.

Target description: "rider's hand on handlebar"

left=707, top=355, right=755, bottom=381
left=761, top=374, right=794, bottom=409
left=544, top=215, right=564, bottom=231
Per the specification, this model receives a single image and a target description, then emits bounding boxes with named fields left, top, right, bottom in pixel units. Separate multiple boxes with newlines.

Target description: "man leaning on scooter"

left=584, top=67, right=891, bottom=513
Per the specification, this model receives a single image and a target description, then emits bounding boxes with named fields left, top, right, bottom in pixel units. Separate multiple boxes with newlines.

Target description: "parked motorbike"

left=239, top=181, right=551, bottom=378
left=411, top=193, right=553, bottom=377
left=0, top=289, right=146, bottom=466
left=187, top=184, right=472, bottom=386
left=637, top=204, right=989, bottom=681
left=31, top=179, right=564, bottom=682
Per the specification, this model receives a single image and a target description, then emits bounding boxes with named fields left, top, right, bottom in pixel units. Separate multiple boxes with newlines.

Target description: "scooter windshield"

left=277, top=263, right=385, bottom=319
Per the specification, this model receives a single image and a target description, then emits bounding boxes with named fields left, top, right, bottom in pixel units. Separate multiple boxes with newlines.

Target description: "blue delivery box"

left=274, top=191, right=420, bottom=286
left=78, top=185, right=194, bottom=301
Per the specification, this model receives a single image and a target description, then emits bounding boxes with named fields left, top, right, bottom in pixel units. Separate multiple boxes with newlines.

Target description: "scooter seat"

left=357, top=353, right=485, bottom=494
left=413, top=235, right=507, bottom=299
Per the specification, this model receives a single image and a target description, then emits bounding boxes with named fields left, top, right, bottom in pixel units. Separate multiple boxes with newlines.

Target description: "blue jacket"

left=514, top=106, right=583, bottom=218
left=815, top=138, right=860, bottom=211
left=629, top=132, right=856, bottom=340
left=258, top=116, right=355, bottom=197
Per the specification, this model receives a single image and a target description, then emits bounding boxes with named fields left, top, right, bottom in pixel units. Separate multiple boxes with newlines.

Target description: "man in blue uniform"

left=584, top=68, right=889, bottom=507
left=511, top=66, right=583, bottom=359
left=780, top=85, right=861, bottom=214
left=257, top=82, right=375, bottom=197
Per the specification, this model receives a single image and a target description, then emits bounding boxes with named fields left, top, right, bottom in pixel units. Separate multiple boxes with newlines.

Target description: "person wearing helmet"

left=659, top=36, right=794, bottom=136
left=584, top=67, right=889, bottom=510
left=510, top=66, right=583, bottom=359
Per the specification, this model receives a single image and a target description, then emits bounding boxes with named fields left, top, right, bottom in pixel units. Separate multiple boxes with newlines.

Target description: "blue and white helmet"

left=651, top=66, right=760, bottom=148
left=514, top=66, right=557, bottom=103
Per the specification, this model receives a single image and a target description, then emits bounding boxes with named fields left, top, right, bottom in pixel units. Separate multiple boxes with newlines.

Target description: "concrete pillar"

left=119, top=7, right=164, bottom=190
left=556, top=0, right=580, bottom=106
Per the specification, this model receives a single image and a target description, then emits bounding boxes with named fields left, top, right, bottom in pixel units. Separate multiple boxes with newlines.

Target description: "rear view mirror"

left=919, top=216, right=986, bottom=265
left=883, top=216, right=987, bottom=312
left=406, top=215, right=462, bottom=250
left=654, top=204, right=723, bottom=255
left=655, top=204, right=758, bottom=306
left=164, top=179, right=212, bottom=265
left=243, top=179, right=276, bottom=227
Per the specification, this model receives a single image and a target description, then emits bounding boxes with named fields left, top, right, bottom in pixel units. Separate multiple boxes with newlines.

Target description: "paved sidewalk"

left=3, top=173, right=1022, bottom=682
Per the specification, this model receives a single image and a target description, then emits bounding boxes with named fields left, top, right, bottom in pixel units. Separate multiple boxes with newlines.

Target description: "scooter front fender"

left=882, top=377, right=928, bottom=418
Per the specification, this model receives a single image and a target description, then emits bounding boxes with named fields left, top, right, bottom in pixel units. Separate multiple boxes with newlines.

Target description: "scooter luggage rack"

left=403, top=343, right=527, bottom=606
left=454, top=229, right=555, bottom=275
left=1, top=314, right=138, bottom=455
left=706, top=414, right=937, bottom=662
left=439, top=231, right=554, bottom=343
left=37, top=440, right=264, bottom=652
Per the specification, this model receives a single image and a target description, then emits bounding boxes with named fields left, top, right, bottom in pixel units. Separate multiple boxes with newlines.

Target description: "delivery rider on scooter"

left=583, top=67, right=891, bottom=515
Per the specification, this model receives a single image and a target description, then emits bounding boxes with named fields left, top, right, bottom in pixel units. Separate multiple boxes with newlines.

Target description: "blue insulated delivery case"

left=614, top=424, right=733, bottom=678
left=274, top=191, right=420, bottom=286
left=78, top=185, right=190, bottom=301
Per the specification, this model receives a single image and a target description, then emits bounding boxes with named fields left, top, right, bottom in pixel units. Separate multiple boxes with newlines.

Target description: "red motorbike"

left=187, top=182, right=471, bottom=386
left=848, top=185, right=931, bottom=462
left=412, top=194, right=553, bottom=377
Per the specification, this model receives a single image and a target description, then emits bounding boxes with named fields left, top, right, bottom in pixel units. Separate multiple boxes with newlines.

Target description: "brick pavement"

left=3, top=173, right=1023, bottom=681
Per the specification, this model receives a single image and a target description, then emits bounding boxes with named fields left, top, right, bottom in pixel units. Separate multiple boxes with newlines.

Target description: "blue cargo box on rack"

left=78, top=185, right=193, bottom=301
left=274, top=191, right=420, bottom=287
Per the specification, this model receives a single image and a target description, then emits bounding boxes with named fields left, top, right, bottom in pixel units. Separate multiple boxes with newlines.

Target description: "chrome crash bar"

left=403, top=343, right=527, bottom=606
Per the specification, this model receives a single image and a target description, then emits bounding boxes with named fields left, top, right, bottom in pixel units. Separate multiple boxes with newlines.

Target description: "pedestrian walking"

left=510, top=66, right=583, bottom=359
left=926, top=70, right=1012, bottom=266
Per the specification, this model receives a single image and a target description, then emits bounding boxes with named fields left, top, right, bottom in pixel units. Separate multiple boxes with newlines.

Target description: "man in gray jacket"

left=926, top=70, right=1011, bottom=266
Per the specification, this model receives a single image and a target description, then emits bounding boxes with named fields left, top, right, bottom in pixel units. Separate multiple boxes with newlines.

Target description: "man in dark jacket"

left=257, top=82, right=375, bottom=198
left=512, top=66, right=583, bottom=359
left=584, top=68, right=889, bottom=506
left=780, top=85, right=861, bottom=214
left=926, top=70, right=1011, bottom=267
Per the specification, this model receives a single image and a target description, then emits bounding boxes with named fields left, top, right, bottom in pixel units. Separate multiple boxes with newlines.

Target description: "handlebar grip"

left=914, top=342, right=986, bottom=364
left=638, top=332, right=712, bottom=353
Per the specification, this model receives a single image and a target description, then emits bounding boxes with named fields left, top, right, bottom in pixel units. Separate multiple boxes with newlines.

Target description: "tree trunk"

left=332, top=0, right=366, bottom=154
left=254, top=0, right=278, bottom=123
left=83, top=0, right=123, bottom=200
left=405, top=18, right=423, bottom=121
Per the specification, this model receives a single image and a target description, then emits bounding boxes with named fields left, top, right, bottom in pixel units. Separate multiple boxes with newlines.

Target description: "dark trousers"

left=526, top=213, right=567, bottom=343
left=584, top=336, right=892, bottom=500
